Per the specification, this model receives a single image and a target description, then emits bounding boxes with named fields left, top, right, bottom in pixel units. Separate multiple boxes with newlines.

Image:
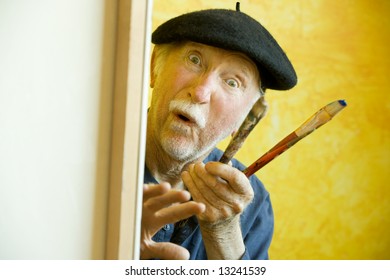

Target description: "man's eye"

left=188, top=54, right=201, bottom=65
left=226, top=78, right=239, bottom=88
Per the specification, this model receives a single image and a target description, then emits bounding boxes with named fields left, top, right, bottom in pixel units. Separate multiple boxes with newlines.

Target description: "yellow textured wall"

left=151, top=0, right=390, bottom=259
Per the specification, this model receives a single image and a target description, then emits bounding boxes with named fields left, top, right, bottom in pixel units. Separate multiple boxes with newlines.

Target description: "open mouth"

left=169, top=102, right=206, bottom=128
left=171, top=108, right=205, bottom=128
left=178, top=114, right=191, bottom=122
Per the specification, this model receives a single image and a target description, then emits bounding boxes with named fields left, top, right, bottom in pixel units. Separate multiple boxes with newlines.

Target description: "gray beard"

left=160, top=135, right=218, bottom=163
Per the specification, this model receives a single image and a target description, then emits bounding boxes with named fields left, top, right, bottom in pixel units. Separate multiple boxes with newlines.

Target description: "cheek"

left=208, top=99, right=247, bottom=133
left=206, top=94, right=258, bottom=141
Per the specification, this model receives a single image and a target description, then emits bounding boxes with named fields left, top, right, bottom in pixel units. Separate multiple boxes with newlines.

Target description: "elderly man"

left=141, top=4, right=297, bottom=260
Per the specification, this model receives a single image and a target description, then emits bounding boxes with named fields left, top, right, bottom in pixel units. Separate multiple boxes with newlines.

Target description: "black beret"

left=152, top=7, right=297, bottom=91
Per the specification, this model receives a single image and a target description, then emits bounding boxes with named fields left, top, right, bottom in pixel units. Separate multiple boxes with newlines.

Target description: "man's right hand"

left=140, top=182, right=205, bottom=260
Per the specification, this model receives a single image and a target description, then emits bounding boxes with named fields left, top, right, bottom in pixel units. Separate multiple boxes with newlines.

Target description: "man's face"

left=149, top=42, right=261, bottom=162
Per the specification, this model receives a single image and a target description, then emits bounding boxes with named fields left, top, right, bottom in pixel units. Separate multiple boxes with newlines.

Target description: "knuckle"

left=221, top=207, right=232, bottom=218
left=232, top=202, right=244, bottom=214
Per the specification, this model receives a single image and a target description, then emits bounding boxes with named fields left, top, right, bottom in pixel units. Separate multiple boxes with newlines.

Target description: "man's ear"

left=150, top=49, right=156, bottom=88
left=231, top=130, right=237, bottom=137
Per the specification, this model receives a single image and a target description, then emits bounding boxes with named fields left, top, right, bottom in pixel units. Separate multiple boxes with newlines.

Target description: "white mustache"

left=169, top=100, right=206, bottom=128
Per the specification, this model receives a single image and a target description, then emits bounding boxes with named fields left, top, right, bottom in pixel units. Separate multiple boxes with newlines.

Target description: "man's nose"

left=189, top=73, right=215, bottom=104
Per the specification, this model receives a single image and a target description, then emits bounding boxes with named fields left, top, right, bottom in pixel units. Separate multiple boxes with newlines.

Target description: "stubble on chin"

left=160, top=125, right=227, bottom=163
left=160, top=135, right=197, bottom=162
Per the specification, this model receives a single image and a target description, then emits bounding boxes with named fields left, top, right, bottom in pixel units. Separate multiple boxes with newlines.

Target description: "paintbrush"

left=219, top=96, right=268, bottom=164
left=244, top=99, right=347, bottom=177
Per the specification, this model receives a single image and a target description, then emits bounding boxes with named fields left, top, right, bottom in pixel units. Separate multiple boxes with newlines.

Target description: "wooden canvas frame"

left=105, top=0, right=152, bottom=260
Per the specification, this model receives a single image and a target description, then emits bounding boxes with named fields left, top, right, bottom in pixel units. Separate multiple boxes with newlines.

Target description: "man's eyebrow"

left=181, top=42, right=206, bottom=52
left=227, top=54, right=257, bottom=77
left=237, top=65, right=251, bottom=77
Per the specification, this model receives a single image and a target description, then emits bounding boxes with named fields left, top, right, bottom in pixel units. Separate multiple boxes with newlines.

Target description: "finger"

left=184, top=165, right=221, bottom=207
left=191, top=163, right=247, bottom=215
left=191, top=162, right=236, bottom=203
left=148, top=242, right=190, bottom=260
left=205, top=162, right=252, bottom=194
left=192, top=163, right=241, bottom=205
left=192, top=162, right=222, bottom=189
left=143, top=183, right=171, bottom=201
left=183, top=169, right=234, bottom=222
left=156, top=201, right=205, bottom=226
left=145, top=189, right=192, bottom=212
left=192, top=162, right=234, bottom=191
